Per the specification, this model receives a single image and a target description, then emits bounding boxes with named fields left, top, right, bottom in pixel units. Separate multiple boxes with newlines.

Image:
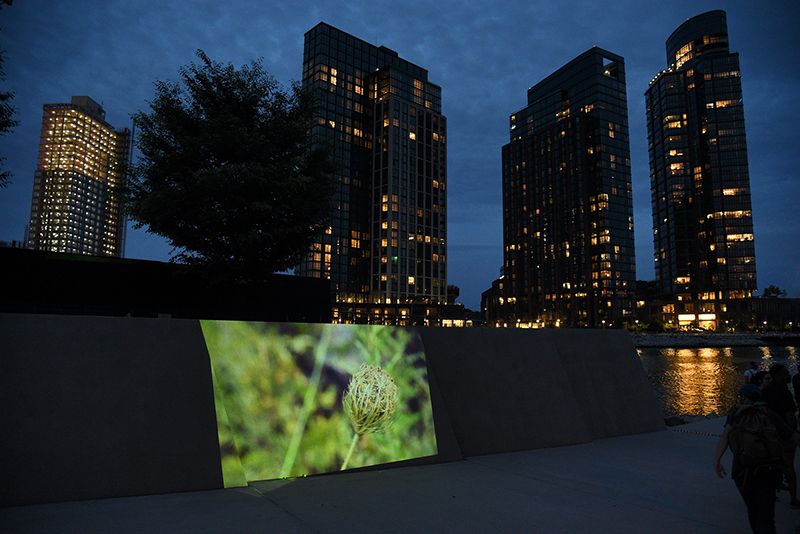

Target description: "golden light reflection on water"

left=668, top=348, right=739, bottom=416
left=647, top=346, right=800, bottom=417
left=788, top=347, right=798, bottom=371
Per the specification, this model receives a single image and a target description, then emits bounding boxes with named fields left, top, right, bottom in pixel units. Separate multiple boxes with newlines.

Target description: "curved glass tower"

left=645, top=10, right=756, bottom=329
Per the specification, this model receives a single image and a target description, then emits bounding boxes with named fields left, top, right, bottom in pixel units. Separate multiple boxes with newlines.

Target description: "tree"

left=446, top=284, right=460, bottom=304
left=127, top=50, right=333, bottom=280
left=762, top=285, right=787, bottom=298
left=0, top=2, right=18, bottom=188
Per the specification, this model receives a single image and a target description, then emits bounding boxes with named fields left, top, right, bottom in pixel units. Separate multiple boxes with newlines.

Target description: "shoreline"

left=632, top=332, right=799, bottom=348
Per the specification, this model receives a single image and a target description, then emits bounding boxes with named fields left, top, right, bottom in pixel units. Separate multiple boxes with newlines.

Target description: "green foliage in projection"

left=201, top=321, right=437, bottom=485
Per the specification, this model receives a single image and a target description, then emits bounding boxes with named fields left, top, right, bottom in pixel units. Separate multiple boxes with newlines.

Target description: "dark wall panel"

left=0, top=314, right=223, bottom=507
left=546, top=329, right=664, bottom=438
left=419, top=327, right=663, bottom=457
left=419, top=328, right=594, bottom=456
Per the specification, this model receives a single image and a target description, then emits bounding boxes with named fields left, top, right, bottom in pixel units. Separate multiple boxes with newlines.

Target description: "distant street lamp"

left=601, top=319, right=606, bottom=329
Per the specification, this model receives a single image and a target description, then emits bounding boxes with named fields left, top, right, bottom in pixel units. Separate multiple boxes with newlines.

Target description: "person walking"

left=761, top=363, right=800, bottom=508
left=714, top=384, right=796, bottom=533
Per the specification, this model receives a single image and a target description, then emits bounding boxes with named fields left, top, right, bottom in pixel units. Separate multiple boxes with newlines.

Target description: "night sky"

left=2, top=1, right=798, bottom=309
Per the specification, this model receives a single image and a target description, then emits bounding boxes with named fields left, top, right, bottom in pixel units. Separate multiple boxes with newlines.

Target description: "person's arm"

left=714, top=424, right=731, bottom=478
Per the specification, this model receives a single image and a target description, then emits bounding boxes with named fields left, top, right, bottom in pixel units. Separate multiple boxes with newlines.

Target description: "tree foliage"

left=127, top=50, right=332, bottom=280
left=762, top=285, right=787, bottom=298
left=0, top=3, right=18, bottom=188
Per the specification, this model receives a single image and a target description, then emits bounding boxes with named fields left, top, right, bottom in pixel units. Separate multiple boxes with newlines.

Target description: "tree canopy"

left=0, top=3, right=18, bottom=188
left=762, top=285, right=787, bottom=298
left=127, top=50, right=332, bottom=280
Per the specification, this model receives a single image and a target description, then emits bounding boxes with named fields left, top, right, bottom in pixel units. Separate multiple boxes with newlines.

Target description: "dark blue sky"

left=2, top=1, right=798, bottom=309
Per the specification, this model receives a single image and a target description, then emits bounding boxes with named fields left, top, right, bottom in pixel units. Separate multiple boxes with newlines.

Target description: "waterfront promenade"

left=633, top=332, right=800, bottom=348
left=3, top=418, right=797, bottom=533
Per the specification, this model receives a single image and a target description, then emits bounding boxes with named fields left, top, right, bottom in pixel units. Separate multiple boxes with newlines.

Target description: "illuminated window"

left=727, top=233, right=754, bottom=241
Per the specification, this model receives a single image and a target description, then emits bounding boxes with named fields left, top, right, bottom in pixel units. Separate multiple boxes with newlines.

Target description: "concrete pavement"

left=3, top=417, right=798, bottom=533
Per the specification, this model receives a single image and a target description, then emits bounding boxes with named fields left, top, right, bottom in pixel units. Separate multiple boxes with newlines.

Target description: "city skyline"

left=1, top=1, right=798, bottom=309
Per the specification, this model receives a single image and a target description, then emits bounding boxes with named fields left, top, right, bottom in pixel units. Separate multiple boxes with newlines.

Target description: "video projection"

left=200, top=321, right=438, bottom=486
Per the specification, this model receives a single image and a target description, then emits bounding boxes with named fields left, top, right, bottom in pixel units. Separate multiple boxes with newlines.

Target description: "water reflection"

left=638, top=345, right=799, bottom=417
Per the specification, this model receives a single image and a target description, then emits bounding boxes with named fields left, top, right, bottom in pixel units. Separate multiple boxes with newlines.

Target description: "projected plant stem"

left=340, top=433, right=359, bottom=471
left=279, top=325, right=332, bottom=478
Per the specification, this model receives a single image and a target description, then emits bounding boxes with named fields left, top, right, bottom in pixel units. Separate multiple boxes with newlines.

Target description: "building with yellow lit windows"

left=299, top=23, right=448, bottom=325
left=646, top=11, right=756, bottom=329
left=497, top=48, right=636, bottom=328
left=26, top=96, right=131, bottom=257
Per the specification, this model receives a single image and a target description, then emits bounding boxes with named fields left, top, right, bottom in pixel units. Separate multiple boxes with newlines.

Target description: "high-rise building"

left=300, top=23, right=448, bottom=325
left=499, top=48, right=636, bottom=328
left=646, top=10, right=756, bottom=329
left=27, top=96, right=131, bottom=257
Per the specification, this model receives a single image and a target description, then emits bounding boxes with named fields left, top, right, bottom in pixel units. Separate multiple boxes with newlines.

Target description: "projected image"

left=200, top=321, right=438, bottom=486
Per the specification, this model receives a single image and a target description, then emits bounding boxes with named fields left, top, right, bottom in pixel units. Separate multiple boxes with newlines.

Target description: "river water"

left=637, top=346, right=800, bottom=417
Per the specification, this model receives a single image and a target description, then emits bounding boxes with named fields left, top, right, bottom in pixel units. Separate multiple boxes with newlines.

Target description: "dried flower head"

left=342, top=364, right=399, bottom=435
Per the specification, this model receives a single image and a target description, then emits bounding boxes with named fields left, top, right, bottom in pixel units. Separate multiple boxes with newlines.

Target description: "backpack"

left=727, top=404, right=784, bottom=469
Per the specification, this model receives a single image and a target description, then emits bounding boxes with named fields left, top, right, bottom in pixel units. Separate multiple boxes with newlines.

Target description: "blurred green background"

left=200, top=321, right=438, bottom=486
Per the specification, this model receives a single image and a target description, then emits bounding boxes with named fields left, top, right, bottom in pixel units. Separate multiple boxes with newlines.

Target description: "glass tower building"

left=500, top=48, right=636, bottom=327
left=26, top=96, right=131, bottom=257
left=300, top=23, right=447, bottom=324
left=646, top=10, right=756, bottom=329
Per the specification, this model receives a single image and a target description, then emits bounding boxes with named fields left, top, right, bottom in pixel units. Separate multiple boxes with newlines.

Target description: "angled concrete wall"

left=0, top=314, right=222, bottom=507
left=545, top=328, right=664, bottom=440
left=418, top=327, right=663, bottom=457
left=419, top=328, right=592, bottom=456
left=0, top=315, right=662, bottom=506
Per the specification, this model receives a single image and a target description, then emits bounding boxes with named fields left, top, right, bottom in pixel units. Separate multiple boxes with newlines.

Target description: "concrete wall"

left=418, top=328, right=663, bottom=457
left=0, top=315, right=663, bottom=506
left=0, top=314, right=222, bottom=507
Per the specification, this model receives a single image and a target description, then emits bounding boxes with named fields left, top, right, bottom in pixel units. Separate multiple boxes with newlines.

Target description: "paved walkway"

left=3, top=418, right=799, bottom=533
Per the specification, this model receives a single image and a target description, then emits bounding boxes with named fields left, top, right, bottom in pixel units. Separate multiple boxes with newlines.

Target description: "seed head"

left=342, top=364, right=399, bottom=435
